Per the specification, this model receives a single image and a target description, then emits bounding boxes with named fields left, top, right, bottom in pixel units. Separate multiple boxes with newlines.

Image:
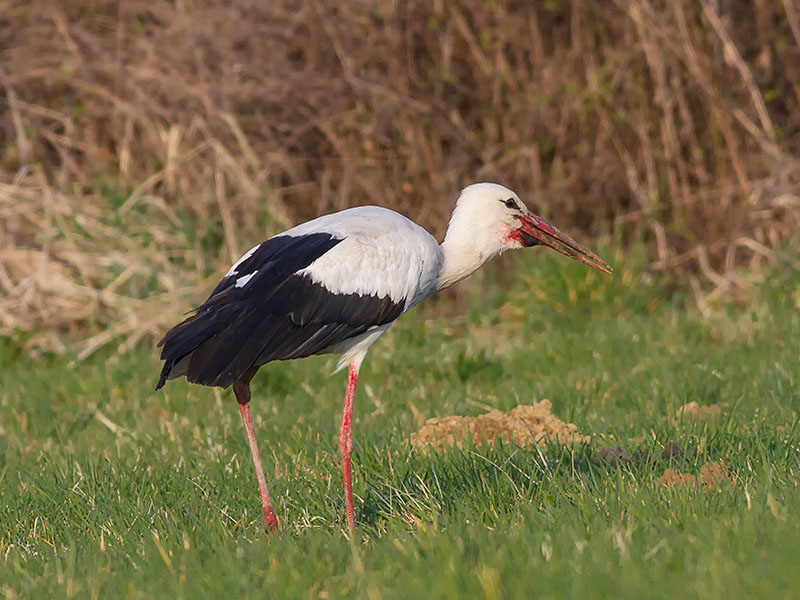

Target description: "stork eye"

left=503, top=198, right=517, bottom=209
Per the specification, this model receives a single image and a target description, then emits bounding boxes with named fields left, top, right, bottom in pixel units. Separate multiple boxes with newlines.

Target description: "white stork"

left=156, top=183, right=611, bottom=536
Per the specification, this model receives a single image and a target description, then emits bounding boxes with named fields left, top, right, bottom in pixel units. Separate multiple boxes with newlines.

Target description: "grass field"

left=1, top=248, right=799, bottom=599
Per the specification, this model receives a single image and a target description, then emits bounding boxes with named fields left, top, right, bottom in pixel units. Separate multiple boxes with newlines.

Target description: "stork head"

left=439, top=183, right=611, bottom=289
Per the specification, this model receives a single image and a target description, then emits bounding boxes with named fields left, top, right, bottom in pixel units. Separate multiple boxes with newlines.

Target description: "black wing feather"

left=156, top=233, right=405, bottom=390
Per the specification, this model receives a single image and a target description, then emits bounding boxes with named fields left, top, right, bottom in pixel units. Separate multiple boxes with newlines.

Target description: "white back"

left=286, top=206, right=442, bottom=310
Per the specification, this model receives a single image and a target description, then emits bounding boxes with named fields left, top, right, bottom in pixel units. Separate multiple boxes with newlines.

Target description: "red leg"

left=338, top=362, right=359, bottom=535
left=233, top=378, right=279, bottom=536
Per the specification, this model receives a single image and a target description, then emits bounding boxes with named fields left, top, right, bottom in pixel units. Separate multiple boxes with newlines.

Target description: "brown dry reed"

left=2, top=0, right=800, bottom=357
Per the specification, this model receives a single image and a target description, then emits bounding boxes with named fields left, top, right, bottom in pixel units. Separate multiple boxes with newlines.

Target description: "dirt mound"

left=411, top=400, right=587, bottom=451
left=675, top=402, right=725, bottom=420
left=660, top=461, right=731, bottom=489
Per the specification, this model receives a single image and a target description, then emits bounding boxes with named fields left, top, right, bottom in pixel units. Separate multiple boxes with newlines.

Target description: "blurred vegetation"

left=1, top=0, right=800, bottom=356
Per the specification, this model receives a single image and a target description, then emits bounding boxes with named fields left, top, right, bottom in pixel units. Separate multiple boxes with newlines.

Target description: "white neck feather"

left=433, top=182, right=523, bottom=292
left=436, top=235, right=490, bottom=291
left=436, top=214, right=514, bottom=291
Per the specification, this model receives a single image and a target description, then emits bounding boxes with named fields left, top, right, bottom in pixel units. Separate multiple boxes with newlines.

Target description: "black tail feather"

left=154, top=306, right=234, bottom=389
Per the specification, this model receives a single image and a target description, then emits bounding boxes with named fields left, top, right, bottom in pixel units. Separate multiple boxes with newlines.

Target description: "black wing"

left=156, top=233, right=404, bottom=389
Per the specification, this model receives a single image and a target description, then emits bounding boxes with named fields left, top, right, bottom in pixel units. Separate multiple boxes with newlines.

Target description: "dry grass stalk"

left=1, top=1, right=800, bottom=356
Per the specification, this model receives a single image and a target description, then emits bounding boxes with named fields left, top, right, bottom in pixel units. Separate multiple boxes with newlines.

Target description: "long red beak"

left=517, top=212, right=612, bottom=274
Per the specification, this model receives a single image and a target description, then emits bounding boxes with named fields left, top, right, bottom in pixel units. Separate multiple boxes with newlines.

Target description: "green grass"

left=1, top=249, right=799, bottom=598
